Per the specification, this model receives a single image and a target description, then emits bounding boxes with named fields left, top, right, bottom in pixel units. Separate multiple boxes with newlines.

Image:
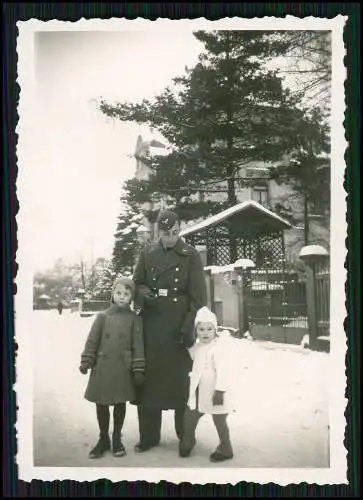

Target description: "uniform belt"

left=154, top=288, right=185, bottom=298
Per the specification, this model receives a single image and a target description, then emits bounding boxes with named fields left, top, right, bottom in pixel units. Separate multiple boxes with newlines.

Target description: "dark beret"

left=157, top=210, right=180, bottom=231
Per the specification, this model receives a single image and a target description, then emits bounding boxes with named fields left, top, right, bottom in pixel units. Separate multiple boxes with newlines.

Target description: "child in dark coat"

left=79, top=277, right=145, bottom=459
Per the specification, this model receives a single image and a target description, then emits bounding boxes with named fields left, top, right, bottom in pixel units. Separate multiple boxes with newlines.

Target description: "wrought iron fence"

left=81, top=300, right=109, bottom=313
left=246, top=268, right=308, bottom=329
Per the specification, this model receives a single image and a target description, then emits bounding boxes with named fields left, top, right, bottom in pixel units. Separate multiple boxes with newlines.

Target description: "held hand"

left=79, top=363, right=89, bottom=375
left=133, top=371, right=145, bottom=387
left=181, top=334, right=195, bottom=348
left=212, top=390, right=224, bottom=406
left=176, top=332, right=195, bottom=348
left=144, top=291, right=157, bottom=306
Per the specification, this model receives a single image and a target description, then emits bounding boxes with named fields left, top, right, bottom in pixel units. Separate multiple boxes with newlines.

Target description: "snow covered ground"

left=33, top=310, right=329, bottom=468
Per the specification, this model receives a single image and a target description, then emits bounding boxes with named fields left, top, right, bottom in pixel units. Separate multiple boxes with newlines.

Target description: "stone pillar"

left=204, top=268, right=215, bottom=312
left=76, top=288, right=85, bottom=314
left=234, top=264, right=253, bottom=337
left=299, top=245, right=329, bottom=348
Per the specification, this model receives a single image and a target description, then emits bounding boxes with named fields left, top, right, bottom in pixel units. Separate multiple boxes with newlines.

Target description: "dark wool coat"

left=133, top=238, right=207, bottom=410
left=81, top=304, right=145, bottom=405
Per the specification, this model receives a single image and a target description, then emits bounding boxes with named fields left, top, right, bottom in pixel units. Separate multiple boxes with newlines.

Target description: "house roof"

left=135, top=134, right=166, bottom=158
left=179, top=200, right=292, bottom=238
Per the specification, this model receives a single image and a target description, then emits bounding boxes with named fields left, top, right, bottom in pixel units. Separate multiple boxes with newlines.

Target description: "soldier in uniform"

left=133, top=210, right=207, bottom=452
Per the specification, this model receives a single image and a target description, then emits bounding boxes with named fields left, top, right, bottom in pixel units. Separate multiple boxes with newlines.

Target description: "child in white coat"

left=179, top=307, right=234, bottom=462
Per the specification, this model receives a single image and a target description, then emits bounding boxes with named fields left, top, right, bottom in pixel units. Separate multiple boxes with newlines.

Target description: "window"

left=252, top=184, right=269, bottom=207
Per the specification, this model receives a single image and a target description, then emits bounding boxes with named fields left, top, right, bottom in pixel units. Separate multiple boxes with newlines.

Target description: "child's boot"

left=178, top=408, right=200, bottom=458
left=112, top=403, right=126, bottom=457
left=112, top=431, right=126, bottom=457
left=89, top=435, right=111, bottom=459
left=179, top=436, right=196, bottom=457
left=210, top=414, right=234, bottom=462
left=89, top=405, right=111, bottom=459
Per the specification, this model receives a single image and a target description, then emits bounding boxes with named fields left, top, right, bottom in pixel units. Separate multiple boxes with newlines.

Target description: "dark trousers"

left=137, top=405, right=185, bottom=444
left=181, top=407, right=233, bottom=457
left=96, top=403, right=126, bottom=439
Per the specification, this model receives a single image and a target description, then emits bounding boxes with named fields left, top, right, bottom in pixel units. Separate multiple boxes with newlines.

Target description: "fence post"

left=304, top=262, right=319, bottom=347
left=299, top=245, right=330, bottom=349
left=234, top=266, right=250, bottom=337
left=214, top=300, right=224, bottom=326
left=204, top=268, right=215, bottom=312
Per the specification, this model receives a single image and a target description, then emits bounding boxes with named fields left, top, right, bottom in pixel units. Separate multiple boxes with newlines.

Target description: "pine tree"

left=100, top=30, right=304, bottom=260
left=112, top=202, right=143, bottom=275
left=92, top=259, right=117, bottom=301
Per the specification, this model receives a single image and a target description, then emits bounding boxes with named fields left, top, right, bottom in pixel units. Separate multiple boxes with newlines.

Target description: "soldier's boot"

left=134, top=406, right=161, bottom=453
left=210, top=414, right=234, bottom=462
left=89, top=404, right=111, bottom=459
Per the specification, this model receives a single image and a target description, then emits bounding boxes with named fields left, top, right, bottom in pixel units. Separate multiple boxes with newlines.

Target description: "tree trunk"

left=226, top=32, right=238, bottom=263
left=304, top=192, right=309, bottom=245
left=80, top=259, right=86, bottom=290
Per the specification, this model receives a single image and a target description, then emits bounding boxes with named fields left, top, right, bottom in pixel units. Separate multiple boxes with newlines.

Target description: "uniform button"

left=174, top=278, right=179, bottom=282
left=174, top=287, right=177, bottom=291
left=173, top=298, right=178, bottom=302
left=153, top=278, right=156, bottom=281
left=176, top=267, right=180, bottom=271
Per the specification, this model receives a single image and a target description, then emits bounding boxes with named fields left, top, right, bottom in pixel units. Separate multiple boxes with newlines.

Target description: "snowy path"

left=33, top=311, right=329, bottom=468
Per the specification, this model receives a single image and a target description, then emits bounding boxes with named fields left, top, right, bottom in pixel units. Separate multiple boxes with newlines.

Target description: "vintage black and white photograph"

left=16, top=17, right=347, bottom=484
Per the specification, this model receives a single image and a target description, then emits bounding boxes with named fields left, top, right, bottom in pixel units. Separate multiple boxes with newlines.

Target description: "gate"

left=245, top=266, right=309, bottom=345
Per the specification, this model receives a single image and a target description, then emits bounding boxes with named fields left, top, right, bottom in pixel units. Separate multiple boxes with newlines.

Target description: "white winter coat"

left=187, top=337, right=232, bottom=414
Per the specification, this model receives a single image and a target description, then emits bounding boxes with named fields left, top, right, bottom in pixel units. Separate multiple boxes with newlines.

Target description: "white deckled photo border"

left=15, top=16, right=348, bottom=485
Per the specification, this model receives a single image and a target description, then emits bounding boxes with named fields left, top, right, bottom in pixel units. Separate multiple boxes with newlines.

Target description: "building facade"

left=132, top=135, right=330, bottom=265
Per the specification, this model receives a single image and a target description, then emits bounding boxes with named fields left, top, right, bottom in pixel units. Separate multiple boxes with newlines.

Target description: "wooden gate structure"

left=180, top=201, right=310, bottom=343
left=180, top=200, right=292, bottom=268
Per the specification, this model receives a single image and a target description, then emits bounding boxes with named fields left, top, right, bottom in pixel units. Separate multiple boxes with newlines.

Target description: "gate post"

left=204, top=268, right=215, bottom=312
left=305, top=263, right=318, bottom=347
left=234, top=264, right=251, bottom=337
left=299, top=245, right=329, bottom=348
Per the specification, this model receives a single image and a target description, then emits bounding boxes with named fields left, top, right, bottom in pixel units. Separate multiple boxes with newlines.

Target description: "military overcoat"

left=81, top=304, right=145, bottom=405
left=133, top=238, right=207, bottom=410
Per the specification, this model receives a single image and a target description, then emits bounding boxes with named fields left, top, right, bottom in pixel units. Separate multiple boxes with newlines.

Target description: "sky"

left=20, top=26, right=331, bottom=274
left=26, top=30, right=204, bottom=271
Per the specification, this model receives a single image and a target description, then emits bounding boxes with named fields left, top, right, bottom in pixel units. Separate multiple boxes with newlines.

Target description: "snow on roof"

left=179, top=200, right=292, bottom=237
left=135, top=135, right=167, bottom=158
left=204, top=259, right=255, bottom=275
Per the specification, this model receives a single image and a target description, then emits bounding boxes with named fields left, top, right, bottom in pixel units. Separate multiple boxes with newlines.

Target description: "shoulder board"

left=174, top=239, right=194, bottom=257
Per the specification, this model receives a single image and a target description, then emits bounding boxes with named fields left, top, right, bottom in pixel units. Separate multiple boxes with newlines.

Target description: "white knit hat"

left=194, top=306, right=218, bottom=330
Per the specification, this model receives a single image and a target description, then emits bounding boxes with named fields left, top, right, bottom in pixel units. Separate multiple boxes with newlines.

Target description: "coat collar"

left=146, top=238, right=190, bottom=276
left=159, top=238, right=189, bottom=257
left=108, top=303, right=131, bottom=314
